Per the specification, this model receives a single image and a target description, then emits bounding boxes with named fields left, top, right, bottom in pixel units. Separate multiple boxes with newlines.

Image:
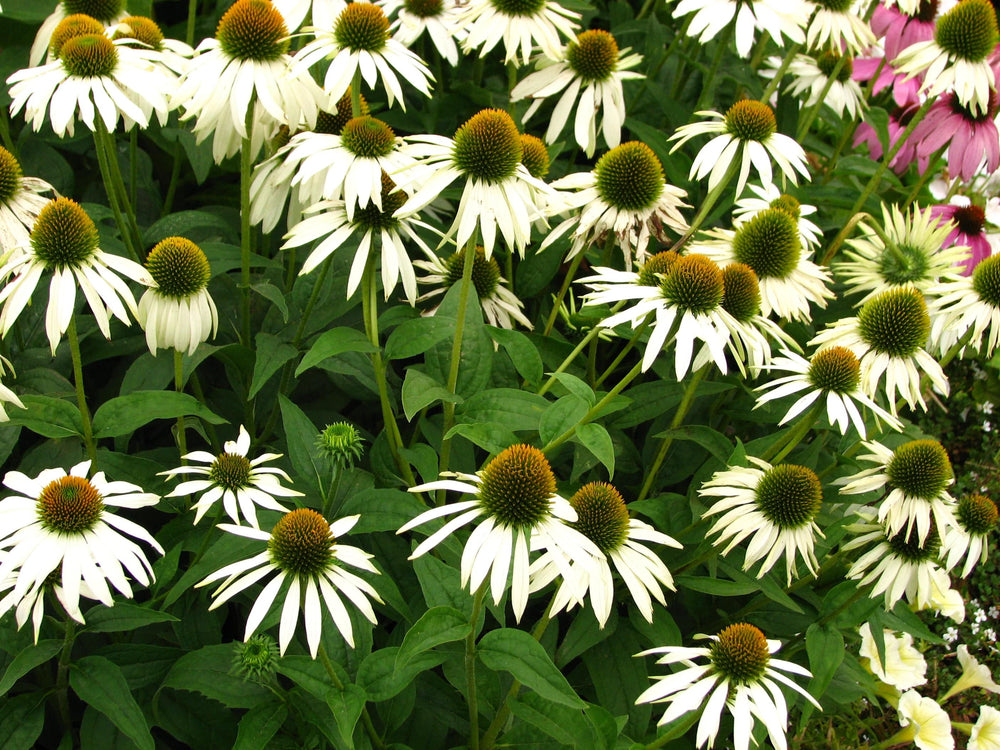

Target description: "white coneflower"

left=671, top=0, right=811, bottom=58
left=30, top=0, right=128, bottom=66
left=732, top=185, right=822, bottom=249
left=929, top=254, right=1000, bottom=357
left=784, top=50, right=866, bottom=119
left=943, top=494, right=998, bottom=578
left=806, top=0, right=876, bottom=54
left=456, top=0, right=579, bottom=65
left=379, top=0, right=466, bottom=66
left=0, top=145, right=54, bottom=254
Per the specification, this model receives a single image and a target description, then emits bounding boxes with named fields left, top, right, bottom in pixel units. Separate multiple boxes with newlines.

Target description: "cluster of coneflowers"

left=2, top=0, right=1000, bottom=746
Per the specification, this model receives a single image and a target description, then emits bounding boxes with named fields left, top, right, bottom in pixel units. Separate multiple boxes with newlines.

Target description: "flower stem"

left=240, top=107, right=254, bottom=348
left=759, top=402, right=823, bottom=464
left=185, top=0, right=198, bottom=45
left=795, top=53, right=848, bottom=141
left=174, top=349, right=188, bottom=460
left=695, top=22, right=733, bottom=111
left=466, top=586, right=487, bottom=750
left=67, top=316, right=97, bottom=463
left=537, top=301, right=627, bottom=396
left=317, top=643, right=386, bottom=750
left=595, top=316, right=651, bottom=387
left=636, top=364, right=709, bottom=501
left=55, top=616, right=77, bottom=740
left=902, top=149, right=944, bottom=210
left=542, top=252, right=584, bottom=337
left=822, top=98, right=934, bottom=266
left=93, top=121, right=142, bottom=261
left=760, top=42, right=802, bottom=101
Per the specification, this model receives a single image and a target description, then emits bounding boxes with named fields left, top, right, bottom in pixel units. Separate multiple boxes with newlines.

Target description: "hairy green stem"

left=796, top=53, right=848, bottom=141
left=695, top=22, right=734, bottom=111
left=595, top=317, right=651, bottom=387
left=174, top=349, right=188, bottom=460
left=93, top=122, right=141, bottom=261
left=760, top=43, right=802, bottom=101
left=67, top=316, right=97, bottom=463
left=760, top=402, right=823, bottom=464
left=240, top=107, right=254, bottom=347
left=542, top=252, right=584, bottom=337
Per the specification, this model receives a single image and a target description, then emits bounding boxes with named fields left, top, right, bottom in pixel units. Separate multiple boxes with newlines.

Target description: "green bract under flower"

left=519, top=134, right=550, bottom=179
left=268, top=508, right=335, bottom=575
left=754, top=464, right=822, bottom=529
left=0, top=147, right=23, bottom=205
left=341, top=116, right=396, bottom=158
left=477, top=444, right=556, bottom=528
left=660, top=254, right=723, bottom=313
left=957, top=494, right=998, bottom=534
left=934, top=0, right=998, bottom=62
left=145, top=237, right=211, bottom=298
left=816, top=50, right=853, bottom=82
left=973, top=254, right=1000, bottom=307
left=637, top=250, right=679, bottom=286
left=886, top=440, right=952, bottom=499
left=566, top=30, right=618, bottom=82
left=334, top=3, right=390, bottom=52
left=209, top=452, right=253, bottom=491
left=594, top=141, right=664, bottom=211
left=444, top=246, right=501, bottom=298
left=808, top=346, right=860, bottom=393
left=405, top=0, right=443, bottom=16
left=490, top=0, right=546, bottom=17
left=886, top=524, right=940, bottom=561
left=60, top=34, right=118, bottom=77
left=111, top=16, right=164, bottom=49
left=37, top=475, right=104, bottom=533
left=724, top=100, right=776, bottom=142
left=878, top=241, right=931, bottom=285
left=569, top=482, right=629, bottom=553
left=857, top=288, right=930, bottom=357
left=62, top=0, right=123, bottom=23
left=30, top=198, right=100, bottom=270
left=452, top=109, right=523, bottom=183
left=50, top=14, right=105, bottom=58
left=710, top=623, right=770, bottom=685
left=720, top=262, right=761, bottom=322
left=732, top=207, right=801, bottom=279
left=216, top=0, right=289, bottom=62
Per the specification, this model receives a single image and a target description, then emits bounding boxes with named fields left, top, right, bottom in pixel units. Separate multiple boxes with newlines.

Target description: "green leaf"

left=653, top=425, right=732, bottom=466
left=384, top=317, right=455, bottom=360
left=539, top=394, right=589, bottom=446
left=401, top=369, right=462, bottom=421
left=91, top=391, right=226, bottom=438
left=477, top=629, right=585, bottom=709
left=70, top=656, right=154, bottom=750
left=674, top=575, right=758, bottom=596
left=546, top=372, right=596, bottom=405
left=233, top=703, right=288, bottom=750
left=144, top=210, right=234, bottom=246
left=357, top=648, right=445, bottom=702
left=0, top=641, right=62, bottom=697
left=411, top=555, right=473, bottom=617
left=488, top=327, right=543, bottom=385
left=0, top=693, right=45, bottom=750
left=326, top=683, right=367, bottom=748
left=278, top=395, right=326, bottom=493
left=716, top=559, right=804, bottom=614
left=456, top=388, right=548, bottom=432
left=158, top=644, right=271, bottom=709
left=249, top=333, right=297, bottom=399
left=251, top=282, right=289, bottom=323
left=577, top=423, right=615, bottom=476
left=806, top=623, right=844, bottom=702
left=339, top=488, right=427, bottom=533
left=296, top=327, right=375, bottom=376
left=83, top=602, right=179, bottom=633
left=277, top=655, right=348, bottom=702
left=509, top=693, right=599, bottom=748
left=442, top=422, right=519, bottom=454
left=395, top=607, right=470, bottom=670
left=5, top=395, right=83, bottom=438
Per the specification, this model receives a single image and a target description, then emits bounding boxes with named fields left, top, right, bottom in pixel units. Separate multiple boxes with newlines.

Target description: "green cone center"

left=268, top=508, right=335, bottom=576
left=710, top=623, right=770, bottom=685
left=519, top=134, right=550, bottom=179
left=60, top=34, right=118, bottom=77
left=452, top=109, right=523, bottom=183
left=61, top=0, right=122, bottom=23
left=857, top=288, right=930, bottom=357
left=659, top=254, right=724, bottom=314
left=957, top=494, right=998, bottom=535
left=569, top=482, right=629, bottom=553
left=489, top=0, right=546, bottom=17
left=146, top=237, right=211, bottom=298
left=721, top=263, right=762, bottom=322
left=334, top=3, right=389, bottom=52
left=111, top=16, right=164, bottom=49
left=50, top=14, right=105, bottom=58
left=566, top=30, right=619, bottom=82
left=37, top=475, right=104, bottom=533
left=725, top=100, right=776, bottom=142
left=477, top=444, right=556, bottom=528
left=217, top=0, right=289, bottom=62
left=340, top=116, right=396, bottom=158
left=886, top=525, right=940, bottom=562
left=732, top=207, right=801, bottom=279
left=354, top=172, right=406, bottom=231
left=0, top=147, right=23, bottom=206
left=209, top=452, right=253, bottom=491
left=30, top=198, right=100, bottom=270
left=886, top=440, right=952, bottom=499
left=594, top=141, right=664, bottom=211
left=755, top=464, right=822, bottom=529
left=934, top=0, right=999, bottom=62
left=444, top=246, right=501, bottom=299
left=808, top=346, right=860, bottom=393
left=637, top=251, right=679, bottom=286
left=973, top=254, right=1000, bottom=307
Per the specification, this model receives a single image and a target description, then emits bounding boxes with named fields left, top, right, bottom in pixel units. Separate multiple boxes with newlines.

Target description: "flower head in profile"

left=693, top=206, right=834, bottom=322
left=30, top=0, right=128, bottom=66
left=930, top=253, right=1000, bottom=357
left=161, top=425, right=303, bottom=529
left=137, top=237, right=218, bottom=356
left=943, top=494, right=998, bottom=577
left=396, top=109, right=551, bottom=259
left=0, top=146, right=55, bottom=254
left=783, top=50, right=866, bottom=119
left=529, top=482, right=680, bottom=626
left=456, top=0, right=579, bottom=65
left=399, top=444, right=602, bottom=621
left=668, top=100, right=810, bottom=198
left=0, top=197, right=153, bottom=354
left=896, top=690, right=955, bottom=750
left=671, top=0, right=811, bottom=58
left=893, top=0, right=999, bottom=116
left=293, top=2, right=434, bottom=109
left=839, top=439, right=958, bottom=544
left=581, top=252, right=734, bottom=377
left=414, top=245, right=533, bottom=330
left=810, top=287, right=949, bottom=413
left=0, top=460, right=162, bottom=634
left=283, top=171, right=432, bottom=304
left=755, top=347, right=903, bottom=437
left=806, top=0, right=876, bottom=54
left=198, top=510, right=382, bottom=656
left=108, top=15, right=195, bottom=74
left=858, top=623, right=928, bottom=691
left=636, top=623, right=819, bottom=750
left=972, top=706, right=1000, bottom=750
left=173, top=0, right=326, bottom=164
left=316, top=422, right=365, bottom=469
left=835, top=203, right=967, bottom=303
left=701, top=458, right=824, bottom=584
left=512, top=30, right=644, bottom=157
left=8, top=20, right=173, bottom=138
left=544, top=141, right=688, bottom=269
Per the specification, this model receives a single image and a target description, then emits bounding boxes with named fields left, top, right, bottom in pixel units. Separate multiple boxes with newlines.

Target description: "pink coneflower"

left=854, top=104, right=919, bottom=174
left=930, top=197, right=993, bottom=274
left=871, top=0, right=938, bottom=60
left=910, top=91, right=1000, bottom=181
left=852, top=56, right=922, bottom=107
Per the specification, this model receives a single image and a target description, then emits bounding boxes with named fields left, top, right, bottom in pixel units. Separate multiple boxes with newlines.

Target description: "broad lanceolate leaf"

left=91, top=391, right=226, bottom=438
left=395, top=607, right=470, bottom=670
left=70, top=656, right=154, bottom=750
left=477, top=629, right=585, bottom=709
